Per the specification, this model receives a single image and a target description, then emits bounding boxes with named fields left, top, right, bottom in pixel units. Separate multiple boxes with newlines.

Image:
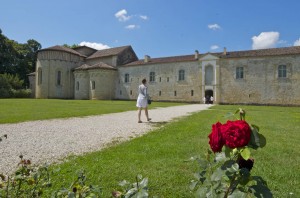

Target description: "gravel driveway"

left=0, top=104, right=210, bottom=174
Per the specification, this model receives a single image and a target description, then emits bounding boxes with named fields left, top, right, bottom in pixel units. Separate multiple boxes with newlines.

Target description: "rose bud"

left=238, top=158, right=254, bottom=171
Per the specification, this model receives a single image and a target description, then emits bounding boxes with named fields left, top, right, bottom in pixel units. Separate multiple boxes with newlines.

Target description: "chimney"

left=223, top=47, right=227, bottom=55
left=195, top=50, right=199, bottom=59
left=144, top=55, right=150, bottom=63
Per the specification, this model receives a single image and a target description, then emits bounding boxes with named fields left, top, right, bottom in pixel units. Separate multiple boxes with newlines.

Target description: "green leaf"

left=248, top=125, right=260, bottom=149
left=259, top=134, right=267, bottom=148
left=190, top=180, right=198, bottom=190
left=240, top=148, right=251, bottom=160
left=224, top=146, right=232, bottom=158
left=197, top=158, right=208, bottom=169
left=215, top=152, right=226, bottom=163
left=228, top=189, right=248, bottom=198
left=195, top=186, right=208, bottom=198
left=211, top=168, right=224, bottom=181
left=227, top=163, right=239, bottom=173
left=139, top=178, right=148, bottom=188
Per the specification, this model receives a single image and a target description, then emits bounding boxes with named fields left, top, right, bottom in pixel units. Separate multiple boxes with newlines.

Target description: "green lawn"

left=1, top=100, right=299, bottom=197
left=0, top=99, right=184, bottom=124
left=35, top=105, right=299, bottom=197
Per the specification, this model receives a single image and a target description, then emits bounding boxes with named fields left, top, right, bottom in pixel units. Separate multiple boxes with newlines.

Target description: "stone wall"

left=35, top=51, right=84, bottom=99
left=74, top=70, right=90, bottom=99
left=117, top=61, right=202, bottom=102
left=219, top=55, right=300, bottom=105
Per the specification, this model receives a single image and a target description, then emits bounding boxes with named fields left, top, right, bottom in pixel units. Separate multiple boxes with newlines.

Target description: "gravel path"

left=0, top=104, right=210, bottom=174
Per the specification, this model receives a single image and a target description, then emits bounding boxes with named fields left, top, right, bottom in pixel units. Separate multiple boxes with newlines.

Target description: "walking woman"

left=136, top=78, right=151, bottom=123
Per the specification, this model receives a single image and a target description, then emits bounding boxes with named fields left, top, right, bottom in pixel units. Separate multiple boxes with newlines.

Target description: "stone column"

left=215, top=62, right=221, bottom=104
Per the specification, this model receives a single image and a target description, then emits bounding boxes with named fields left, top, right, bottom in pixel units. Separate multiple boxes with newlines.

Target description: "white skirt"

left=136, top=97, right=148, bottom=108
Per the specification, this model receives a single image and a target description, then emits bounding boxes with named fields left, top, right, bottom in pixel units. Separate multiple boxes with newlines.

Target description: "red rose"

left=208, top=122, right=224, bottom=153
left=221, top=120, right=251, bottom=148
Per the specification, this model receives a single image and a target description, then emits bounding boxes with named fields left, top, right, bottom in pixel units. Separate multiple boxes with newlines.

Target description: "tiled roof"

left=39, top=45, right=86, bottom=57
left=87, top=45, right=132, bottom=59
left=218, top=46, right=300, bottom=58
left=125, top=46, right=300, bottom=66
left=125, top=55, right=196, bottom=66
left=74, top=63, right=116, bottom=71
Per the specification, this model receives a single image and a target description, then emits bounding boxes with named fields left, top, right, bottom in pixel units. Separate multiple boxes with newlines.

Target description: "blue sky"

left=1, top=0, right=300, bottom=58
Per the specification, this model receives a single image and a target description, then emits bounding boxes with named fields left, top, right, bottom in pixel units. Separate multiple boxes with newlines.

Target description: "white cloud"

left=125, top=25, right=139, bottom=29
left=252, top=32, right=280, bottom=49
left=140, top=15, right=148, bottom=20
left=210, top=45, right=219, bottom=50
left=115, top=9, right=131, bottom=21
left=294, top=38, right=300, bottom=46
left=79, top=41, right=110, bottom=50
left=208, top=24, right=221, bottom=30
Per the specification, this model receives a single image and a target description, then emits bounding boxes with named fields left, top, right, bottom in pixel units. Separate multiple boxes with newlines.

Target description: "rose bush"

left=190, top=108, right=273, bottom=197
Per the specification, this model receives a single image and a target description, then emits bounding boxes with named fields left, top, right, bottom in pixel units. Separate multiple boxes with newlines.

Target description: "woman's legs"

left=145, top=107, right=151, bottom=121
left=138, top=108, right=142, bottom=123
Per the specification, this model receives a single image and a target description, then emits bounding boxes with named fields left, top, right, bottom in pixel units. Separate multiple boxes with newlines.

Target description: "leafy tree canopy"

left=0, top=28, right=42, bottom=87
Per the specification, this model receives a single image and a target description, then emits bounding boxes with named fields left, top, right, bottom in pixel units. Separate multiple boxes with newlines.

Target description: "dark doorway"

left=205, top=90, right=213, bottom=104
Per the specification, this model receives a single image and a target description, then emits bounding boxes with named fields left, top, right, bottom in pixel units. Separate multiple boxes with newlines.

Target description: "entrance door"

left=205, top=90, right=213, bottom=104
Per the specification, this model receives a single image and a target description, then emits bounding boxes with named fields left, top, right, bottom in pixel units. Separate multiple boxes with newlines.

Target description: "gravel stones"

left=0, top=104, right=210, bottom=174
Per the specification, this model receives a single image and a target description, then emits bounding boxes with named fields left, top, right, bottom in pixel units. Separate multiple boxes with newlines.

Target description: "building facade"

left=32, top=45, right=300, bottom=105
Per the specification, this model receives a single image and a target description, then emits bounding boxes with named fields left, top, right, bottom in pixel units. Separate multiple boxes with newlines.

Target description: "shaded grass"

left=0, top=99, right=184, bottom=124
left=41, top=105, right=299, bottom=197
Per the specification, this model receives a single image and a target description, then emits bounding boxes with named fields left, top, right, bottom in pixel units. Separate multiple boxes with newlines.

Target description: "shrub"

left=11, top=89, right=32, bottom=98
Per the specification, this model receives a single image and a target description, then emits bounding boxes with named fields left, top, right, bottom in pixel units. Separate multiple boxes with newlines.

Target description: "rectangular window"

left=125, top=73, right=129, bottom=83
left=130, top=90, right=132, bottom=95
left=150, top=72, right=155, bottom=82
left=159, top=91, right=161, bottom=96
left=236, top=67, right=244, bottom=79
left=174, top=91, right=177, bottom=96
left=191, top=90, right=194, bottom=96
left=278, top=65, right=287, bottom=78
left=92, top=81, right=95, bottom=90
left=76, top=81, right=79, bottom=91
left=179, top=70, right=185, bottom=81
left=167, top=77, right=169, bottom=82
left=159, top=77, right=161, bottom=82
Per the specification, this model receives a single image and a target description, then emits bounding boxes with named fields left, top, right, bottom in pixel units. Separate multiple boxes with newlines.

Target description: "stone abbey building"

left=30, top=45, right=300, bottom=105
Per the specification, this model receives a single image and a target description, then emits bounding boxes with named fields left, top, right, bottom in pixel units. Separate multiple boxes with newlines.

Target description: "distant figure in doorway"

left=206, top=95, right=210, bottom=104
left=203, top=97, right=206, bottom=104
left=136, top=79, right=151, bottom=123
left=210, top=96, right=214, bottom=104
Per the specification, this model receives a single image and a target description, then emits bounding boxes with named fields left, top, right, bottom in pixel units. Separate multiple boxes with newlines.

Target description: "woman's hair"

left=142, top=79, right=147, bottom=84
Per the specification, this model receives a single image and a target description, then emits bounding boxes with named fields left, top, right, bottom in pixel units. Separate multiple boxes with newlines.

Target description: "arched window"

left=56, top=71, right=61, bottom=85
left=125, top=73, right=129, bottom=83
left=278, top=65, right=286, bottom=78
left=205, top=65, right=214, bottom=85
left=91, top=81, right=95, bottom=90
left=150, top=72, right=155, bottom=82
left=179, top=69, right=185, bottom=81
left=38, top=68, right=42, bottom=85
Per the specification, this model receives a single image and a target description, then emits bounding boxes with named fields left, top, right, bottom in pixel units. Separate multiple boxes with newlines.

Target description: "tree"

left=0, top=29, right=41, bottom=87
left=63, top=43, right=79, bottom=48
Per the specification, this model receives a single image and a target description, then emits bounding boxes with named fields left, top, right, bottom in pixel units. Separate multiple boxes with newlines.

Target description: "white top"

left=138, top=84, right=148, bottom=99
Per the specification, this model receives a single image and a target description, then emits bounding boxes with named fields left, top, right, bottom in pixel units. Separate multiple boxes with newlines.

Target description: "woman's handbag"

left=147, top=96, right=152, bottom=105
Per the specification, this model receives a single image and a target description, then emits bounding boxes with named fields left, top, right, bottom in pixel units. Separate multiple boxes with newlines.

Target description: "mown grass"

left=0, top=99, right=184, bottom=124
left=37, top=105, right=299, bottom=198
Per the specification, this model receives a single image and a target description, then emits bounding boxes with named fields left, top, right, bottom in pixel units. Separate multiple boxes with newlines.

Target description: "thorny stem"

left=224, top=174, right=237, bottom=198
